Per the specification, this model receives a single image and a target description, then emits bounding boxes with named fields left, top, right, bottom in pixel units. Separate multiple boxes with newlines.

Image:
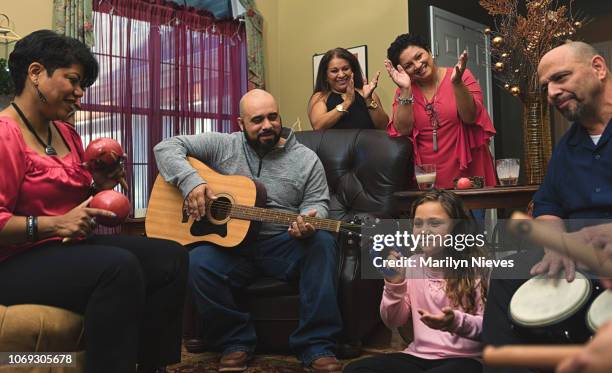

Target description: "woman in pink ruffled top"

left=385, top=33, right=496, bottom=189
left=345, top=189, right=489, bottom=373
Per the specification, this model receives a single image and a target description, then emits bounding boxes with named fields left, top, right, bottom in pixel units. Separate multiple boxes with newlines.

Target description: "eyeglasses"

left=424, top=103, right=439, bottom=152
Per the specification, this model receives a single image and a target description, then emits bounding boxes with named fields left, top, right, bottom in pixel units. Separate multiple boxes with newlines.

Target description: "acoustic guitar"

left=145, top=157, right=364, bottom=247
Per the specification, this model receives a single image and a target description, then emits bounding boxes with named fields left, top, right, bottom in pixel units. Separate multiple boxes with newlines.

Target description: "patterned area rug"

left=168, top=351, right=306, bottom=373
left=168, top=330, right=404, bottom=372
left=167, top=346, right=399, bottom=373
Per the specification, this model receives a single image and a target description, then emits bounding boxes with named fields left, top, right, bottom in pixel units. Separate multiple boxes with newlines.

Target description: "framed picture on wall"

left=312, top=45, right=367, bottom=88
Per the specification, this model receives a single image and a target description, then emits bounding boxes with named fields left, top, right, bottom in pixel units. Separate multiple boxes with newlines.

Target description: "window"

left=76, top=2, right=247, bottom=217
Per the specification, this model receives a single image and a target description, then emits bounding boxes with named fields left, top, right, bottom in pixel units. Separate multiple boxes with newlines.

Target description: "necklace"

left=11, top=102, right=57, bottom=156
left=424, top=102, right=438, bottom=152
left=421, top=69, right=444, bottom=152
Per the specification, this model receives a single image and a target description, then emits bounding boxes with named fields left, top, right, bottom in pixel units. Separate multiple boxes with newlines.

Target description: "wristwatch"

left=397, top=95, right=415, bottom=105
left=367, top=99, right=378, bottom=110
left=336, top=104, right=348, bottom=113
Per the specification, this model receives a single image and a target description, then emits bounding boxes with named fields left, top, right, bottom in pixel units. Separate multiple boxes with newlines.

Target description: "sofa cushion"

left=0, top=304, right=84, bottom=352
left=0, top=304, right=85, bottom=372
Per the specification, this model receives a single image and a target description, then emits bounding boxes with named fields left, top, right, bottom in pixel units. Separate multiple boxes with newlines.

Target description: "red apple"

left=457, top=177, right=473, bottom=190
left=89, top=190, right=131, bottom=227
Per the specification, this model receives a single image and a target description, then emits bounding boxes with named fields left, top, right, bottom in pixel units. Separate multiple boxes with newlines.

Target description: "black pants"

left=0, top=235, right=188, bottom=373
left=343, top=353, right=482, bottom=373
left=481, top=249, right=544, bottom=373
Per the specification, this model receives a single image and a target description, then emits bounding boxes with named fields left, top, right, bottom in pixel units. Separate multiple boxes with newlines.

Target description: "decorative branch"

left=480, top=0, right=586, bottom=102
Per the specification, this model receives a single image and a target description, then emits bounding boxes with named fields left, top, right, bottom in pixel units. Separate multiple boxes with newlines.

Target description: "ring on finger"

left=89, top=217, right=97, bottom=228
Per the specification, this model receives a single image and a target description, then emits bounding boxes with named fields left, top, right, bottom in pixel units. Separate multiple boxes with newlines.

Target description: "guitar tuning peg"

left=348, top=232, right=353, bottom=236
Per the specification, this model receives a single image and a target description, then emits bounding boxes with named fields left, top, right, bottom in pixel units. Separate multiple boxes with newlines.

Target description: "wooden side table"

left=394, top=185, right=540, bottom=211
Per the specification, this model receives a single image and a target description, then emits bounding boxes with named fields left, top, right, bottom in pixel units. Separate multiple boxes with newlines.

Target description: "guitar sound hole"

left=210, top=197, right=231, bottom=220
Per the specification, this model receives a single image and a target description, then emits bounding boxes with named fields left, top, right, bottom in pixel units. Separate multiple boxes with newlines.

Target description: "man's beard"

left=559, top=101, right=587, bottom=122
left=244, top=127, right=281, bottom=154
left=556, top=88, right=600, bottom=122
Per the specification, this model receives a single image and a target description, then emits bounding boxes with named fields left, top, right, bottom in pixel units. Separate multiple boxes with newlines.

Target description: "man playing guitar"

left=153, top=89, right=343, bottom=373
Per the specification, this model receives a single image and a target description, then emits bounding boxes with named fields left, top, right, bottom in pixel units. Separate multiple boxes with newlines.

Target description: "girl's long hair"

left=410, top=189, right=489, bottom=315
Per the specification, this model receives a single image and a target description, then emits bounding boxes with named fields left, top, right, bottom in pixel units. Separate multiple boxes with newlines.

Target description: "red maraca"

left=89, top=190, right=131, bottom=227
left=84, top=138, right=124, bottom=169
left=84, top=138, right=128, bottom=190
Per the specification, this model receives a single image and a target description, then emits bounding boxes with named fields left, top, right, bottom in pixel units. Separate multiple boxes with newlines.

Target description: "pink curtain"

left=76, top=0, right=247, bottom=215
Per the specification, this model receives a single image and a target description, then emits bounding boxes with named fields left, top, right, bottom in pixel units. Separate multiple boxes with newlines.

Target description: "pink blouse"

left=387, top=68, right=497, bottom=189
left=380, top=255, right=485, bottom=359
left=0, top=117, right=91, bottom=262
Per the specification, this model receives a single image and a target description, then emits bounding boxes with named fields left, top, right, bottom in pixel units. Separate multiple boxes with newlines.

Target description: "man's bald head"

left=239, top=89, right=277, bottom=118
left=541, top=41, right=601, bottom=67
left=567, top=41, right=600, bottom=61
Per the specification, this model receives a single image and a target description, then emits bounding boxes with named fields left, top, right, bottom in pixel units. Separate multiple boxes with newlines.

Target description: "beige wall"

left=1, top=1, right=53, bottom=59
left=256, top=0, right=409, bottom=130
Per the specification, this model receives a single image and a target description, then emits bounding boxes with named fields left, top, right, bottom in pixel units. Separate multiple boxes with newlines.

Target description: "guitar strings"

left=203, top=200, right=362, bottom=226
left=190, top=200, right=365, bottom=230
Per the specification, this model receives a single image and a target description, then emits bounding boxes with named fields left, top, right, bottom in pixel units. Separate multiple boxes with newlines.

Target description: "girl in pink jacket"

left=345, top=189, right=488, bottom=373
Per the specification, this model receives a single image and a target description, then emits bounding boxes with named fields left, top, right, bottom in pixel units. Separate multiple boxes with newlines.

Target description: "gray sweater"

left=153, top=128, right=330, bottom=237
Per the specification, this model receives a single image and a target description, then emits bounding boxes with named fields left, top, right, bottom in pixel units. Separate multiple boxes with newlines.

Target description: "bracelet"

left=397, top=95, right=414, bottom=105
left=367, top=99, right=379, bottom=110
left=335, top=103, right=349, bottom=113
left=26, top=216, right=38, bottom=242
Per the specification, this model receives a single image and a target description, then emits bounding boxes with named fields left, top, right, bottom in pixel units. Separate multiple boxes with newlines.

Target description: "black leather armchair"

left=183, top=129, right=414, bottom=357
left=238, top=129, right=413, bottom=354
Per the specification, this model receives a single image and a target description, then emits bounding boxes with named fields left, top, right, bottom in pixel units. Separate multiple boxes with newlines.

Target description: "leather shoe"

left=219, top=351, right=250, bottom=372
left=306, top=356, right=343, bottom=373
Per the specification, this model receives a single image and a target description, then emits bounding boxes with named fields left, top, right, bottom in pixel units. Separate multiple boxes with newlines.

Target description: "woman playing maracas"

left=0, top=30, right=187, bottom=373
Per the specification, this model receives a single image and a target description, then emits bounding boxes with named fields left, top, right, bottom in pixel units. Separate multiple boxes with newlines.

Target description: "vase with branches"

left=479, top=0, right=586, bottom=184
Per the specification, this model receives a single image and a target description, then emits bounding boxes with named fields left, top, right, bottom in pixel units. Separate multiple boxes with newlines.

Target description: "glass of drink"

left=415, top=164, right=436, bottom=190
left=496, top=158, right=520, bottom=186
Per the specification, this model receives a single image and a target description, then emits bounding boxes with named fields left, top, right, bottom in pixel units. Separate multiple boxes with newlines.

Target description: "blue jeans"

left=188, top=231, right=342, bottom=365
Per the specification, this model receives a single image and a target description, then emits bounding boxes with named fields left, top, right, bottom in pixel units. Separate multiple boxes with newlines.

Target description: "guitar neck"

left=230, top=205, right=342, bottom=232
